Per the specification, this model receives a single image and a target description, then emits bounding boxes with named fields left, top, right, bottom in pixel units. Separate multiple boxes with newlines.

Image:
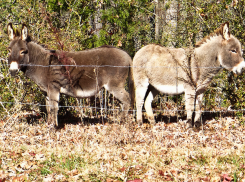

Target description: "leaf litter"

left=0, top=116, right=245, bottom=181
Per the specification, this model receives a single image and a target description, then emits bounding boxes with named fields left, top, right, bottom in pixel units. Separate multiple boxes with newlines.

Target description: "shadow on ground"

left=153, top=110, right=236, bottom=125
left=23, top=108, right=238, bottom=130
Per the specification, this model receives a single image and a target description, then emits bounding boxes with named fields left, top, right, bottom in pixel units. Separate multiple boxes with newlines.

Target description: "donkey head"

left=7, top=23, right=30, bottom=76
left=217, top=22, right=245, bottom=74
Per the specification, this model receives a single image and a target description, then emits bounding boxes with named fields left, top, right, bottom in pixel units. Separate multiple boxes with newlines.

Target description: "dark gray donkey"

left=7, top=23, right=134, bottom=126
left=133, top=22, right=245, bottom=127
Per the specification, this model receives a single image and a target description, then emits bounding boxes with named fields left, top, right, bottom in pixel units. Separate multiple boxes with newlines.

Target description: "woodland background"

left=1, top=0, right=245, bottom=121
left=1, top=0, right=245, bottom=181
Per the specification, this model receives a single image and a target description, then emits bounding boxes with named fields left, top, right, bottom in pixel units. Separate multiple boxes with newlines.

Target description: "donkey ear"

left=7, top=23, right=15, bottom=40
left=21, top=24, right=28, bottom=41
left=222, top=22, right=230, bottom=40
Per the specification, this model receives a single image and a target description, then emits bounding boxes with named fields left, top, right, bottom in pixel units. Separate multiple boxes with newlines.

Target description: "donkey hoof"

left=137, top=120, right=143, bottom=126
left=194, top=121, right=202, bottom=128
left=148, top=116, right=156, bottom=125
left=186, top=119, right=193, bottom=129
left=149, top=120, right=156, bottom=125
left=47, top=118, right=52, bottom=125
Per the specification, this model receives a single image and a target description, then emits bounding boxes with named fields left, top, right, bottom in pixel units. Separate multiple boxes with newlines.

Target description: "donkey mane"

left=7, top=23, right=135, bottom=127
left=195, top=22, right=230, bottom=48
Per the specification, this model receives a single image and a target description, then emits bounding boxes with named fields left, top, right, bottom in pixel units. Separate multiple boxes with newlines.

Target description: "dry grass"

left=1, top=115, right=245, bottom=181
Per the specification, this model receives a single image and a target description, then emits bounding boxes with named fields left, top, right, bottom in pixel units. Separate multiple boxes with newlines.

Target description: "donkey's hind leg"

left=144, top=86, right=159, bottom=125
left=135, top=81, right=149, bottom=125
left=106, top=83, right=131, bottom=122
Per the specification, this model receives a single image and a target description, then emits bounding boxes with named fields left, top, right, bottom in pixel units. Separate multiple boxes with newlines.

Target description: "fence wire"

left=2, top=63, right=237, bottom=69
left=1, top=0, right=245, bottom=123
left=0, top=58, right=244, bottom=124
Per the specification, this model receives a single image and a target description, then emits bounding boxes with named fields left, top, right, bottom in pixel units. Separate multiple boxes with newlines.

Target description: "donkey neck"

left=25, top=42, right=51, bottom=82
left=189, top=35, right=224, bottom=89
left=27, top=42, right=50, bottom=65
left=194, top=35, right=224, bottom=69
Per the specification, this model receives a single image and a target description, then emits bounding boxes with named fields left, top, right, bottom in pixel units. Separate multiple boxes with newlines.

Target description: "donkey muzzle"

left=232, top=60, right=245, bottom=75
left=10, top=69, right=19, bottom=76
left=9, top=61, right=19, bottom=76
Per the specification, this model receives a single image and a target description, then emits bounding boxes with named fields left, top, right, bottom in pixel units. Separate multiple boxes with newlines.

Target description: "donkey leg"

left=117, top=90, right=130, bottom=121
left=106, top=84, right=131, bottom=122
left=135, top=84, right=148, bottom=125
left=46, top=96, right=50, bottom=115
left=185, top=90, right=196, bottom=128
left=47, top=87, right=60, bottom=126
left=194, top=93, right=204, bottom=128
left=144, top=86, right=158, bottom=125
left=185, top=91, right=204, bottom=128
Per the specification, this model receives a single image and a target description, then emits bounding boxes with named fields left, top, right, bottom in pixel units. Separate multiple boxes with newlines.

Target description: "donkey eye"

left=231, top=49, right=237, bottom=53
left=20, top=50, right=28, bottom=55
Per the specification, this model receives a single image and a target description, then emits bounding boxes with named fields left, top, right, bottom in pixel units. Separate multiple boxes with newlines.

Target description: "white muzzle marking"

left=9, top=61, right=19, bottom=71
left=232, top=61, right=245, bottom=75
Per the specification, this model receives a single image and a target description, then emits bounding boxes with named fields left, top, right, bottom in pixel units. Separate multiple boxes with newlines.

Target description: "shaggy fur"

left=195, top=22, right=231, bottom=48
left=133, top=22, right=244, bottom=127
left=7, top=23, right=134, bottom=126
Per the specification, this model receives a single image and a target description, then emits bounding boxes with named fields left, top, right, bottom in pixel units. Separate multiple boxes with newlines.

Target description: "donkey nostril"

left=10, top=69, right=18, bottom=77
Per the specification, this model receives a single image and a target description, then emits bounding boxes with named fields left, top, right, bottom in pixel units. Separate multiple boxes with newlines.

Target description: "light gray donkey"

left=133, top=22, right=245, bottom=127
left=7, top=23, right=134, bottom=126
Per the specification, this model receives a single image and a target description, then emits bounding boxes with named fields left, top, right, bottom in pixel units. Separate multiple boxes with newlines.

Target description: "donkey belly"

left=154, top=84, right=185, bottom=95
left=60, top=87, right=98, bottom=98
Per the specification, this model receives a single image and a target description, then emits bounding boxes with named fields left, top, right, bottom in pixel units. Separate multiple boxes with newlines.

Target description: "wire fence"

left=1, top=0, right=245, bottom=126
left=0, top=56, right=244, bottom=126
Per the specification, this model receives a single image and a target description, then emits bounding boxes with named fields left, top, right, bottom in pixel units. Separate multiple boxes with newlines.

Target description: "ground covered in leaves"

left=1, top=116, right=245, bottom=181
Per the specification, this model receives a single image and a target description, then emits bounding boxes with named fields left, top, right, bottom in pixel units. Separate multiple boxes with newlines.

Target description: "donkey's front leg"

left=185, top=91, right=203, bottom=128
left=47, top=87, right=60, bottom=126
left=193, top=93, right=204, bottom=128
left=46, top=96, right=50, bottom=115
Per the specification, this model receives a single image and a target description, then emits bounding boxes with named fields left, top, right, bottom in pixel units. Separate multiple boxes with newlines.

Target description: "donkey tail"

left=128, top=61, right=135, bottom=109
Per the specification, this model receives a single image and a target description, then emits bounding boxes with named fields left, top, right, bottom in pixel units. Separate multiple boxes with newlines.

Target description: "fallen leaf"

left=29, top=151, right=36, bottom=156
left=106, top=178, right=114, bottom=182
left=159, top=170, right=165, bottom=176
left=68, top=169, right=78, bottom=176
left=35, top=154, right=45, bottom=161
left=126, top=179, right=142, bottom=182
left=199, top=177, right=211, bottom=182
left=119, top=167, right=126, bottom=172
left=43, top=175, right=53, bottom=182
left=170, top=169, right=178, bottom=177
left=11, top=175, right=26, bottom=182
left=220, top=174, right=232, bottom=182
